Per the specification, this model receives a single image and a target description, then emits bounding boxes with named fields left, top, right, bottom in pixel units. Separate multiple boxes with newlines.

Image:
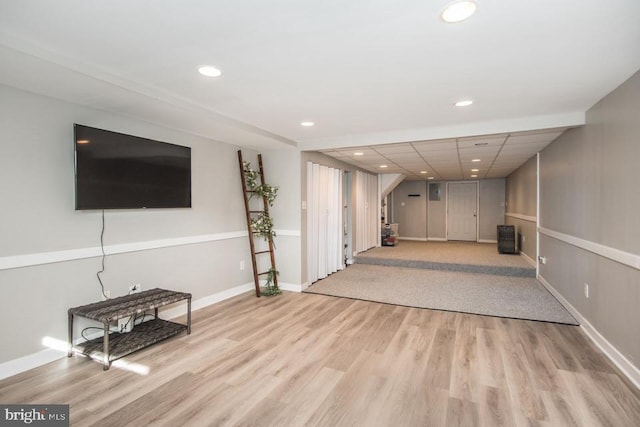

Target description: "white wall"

left=0, top=84, right=262, bottom=364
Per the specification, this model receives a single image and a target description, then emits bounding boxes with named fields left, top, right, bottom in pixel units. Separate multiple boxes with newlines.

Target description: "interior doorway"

left=447, top=182, right=478, bottom=241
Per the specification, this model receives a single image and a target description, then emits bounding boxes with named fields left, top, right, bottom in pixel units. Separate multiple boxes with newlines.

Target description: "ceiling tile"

left=412, top=140, right=457, bottom=152
left=353, top=155, right=387, bottom=163
left=458, top=146, right=502, bottom=154
left=383, top=152, right=423, bottom=161
left=372, top=144, right=416, bottom=154
left=458, top=135, right=508, bottom=149
left=311, top=128, right=570, bottom=183
left=402, top=163, right=431, bottom=170
left=426, top=158, right=460, bottom=165
left=420, top=151, right=459, bottom=160
left=336, top=147, right=379, bottom=156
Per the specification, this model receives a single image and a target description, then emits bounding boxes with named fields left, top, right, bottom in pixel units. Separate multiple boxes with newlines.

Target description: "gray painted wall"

left=505, top=155, right=538, bottom=260
left=506, top=155, right=537, bottom=217
left=537, top=70, right=640, bottom=372
left=478, top=179, right=506, bottom=242
left=390, top=179, right=505, bottom=242
left=0, top=84, right=258, bottom=363
left=261, top=149, right=302, bottom=285
left=391, top=181, right=427, bottom=239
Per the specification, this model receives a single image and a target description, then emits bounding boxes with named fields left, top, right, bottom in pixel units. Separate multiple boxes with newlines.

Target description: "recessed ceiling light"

left=428, top=177, right=435, bottom=180
left=472, top=158, right=481, bottom=162
left=471, top=174, right=478, bottom=178
left=198, top=65, right=222, bottom=77
left=76, top=139, right=90, bottom=144
left=354, top=152, right=364, bottom=156
left=441, top=1, right=478, bottom=23
left=471, top=168, right=479, bottom=172
left=455, top=100, right=474, bottom=107
left=380, top=164, right=388, bottom=168
left=300, top=121, right=315, bottom=127
left=420, top=171, right=428, bottom=174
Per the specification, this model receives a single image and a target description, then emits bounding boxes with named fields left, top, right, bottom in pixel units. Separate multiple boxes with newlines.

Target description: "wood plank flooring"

left=1, top=291, right=639, bottom=426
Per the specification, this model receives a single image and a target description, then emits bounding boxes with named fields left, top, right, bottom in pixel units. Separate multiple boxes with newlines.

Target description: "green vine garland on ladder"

left=243, top=160, right=281, bottom=296
left=262, top=268, right=281, bottom=296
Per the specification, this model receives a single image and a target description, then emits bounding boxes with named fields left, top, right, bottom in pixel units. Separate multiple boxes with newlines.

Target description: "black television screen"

left=74, top=124, right=192, bottom=210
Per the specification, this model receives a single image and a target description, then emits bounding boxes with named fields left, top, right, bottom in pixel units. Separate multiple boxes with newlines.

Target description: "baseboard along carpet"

left=305, top=264, right=578, bottom=325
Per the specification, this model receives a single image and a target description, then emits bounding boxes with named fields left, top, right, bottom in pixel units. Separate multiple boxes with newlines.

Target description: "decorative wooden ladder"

left=237, top=150, right=279, bottom=297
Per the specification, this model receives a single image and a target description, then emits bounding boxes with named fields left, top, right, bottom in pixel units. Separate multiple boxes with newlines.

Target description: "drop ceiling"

left=319, top=128, right=565, bottom=180
left=1, top=1, right=639, bottom=171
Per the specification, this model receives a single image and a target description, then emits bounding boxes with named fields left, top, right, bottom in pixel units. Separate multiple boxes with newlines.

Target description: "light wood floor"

left=1, top=291, right=639, bottom=426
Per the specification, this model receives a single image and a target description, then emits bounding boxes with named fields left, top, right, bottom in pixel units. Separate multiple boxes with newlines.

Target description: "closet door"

left=307, top=162, right=343, bottom=284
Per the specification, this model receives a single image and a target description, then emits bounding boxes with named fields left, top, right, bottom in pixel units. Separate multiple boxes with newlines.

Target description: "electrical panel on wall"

left=429, top=183, right=441, bottom=201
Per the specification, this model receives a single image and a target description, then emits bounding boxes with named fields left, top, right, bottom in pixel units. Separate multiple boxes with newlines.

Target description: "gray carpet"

left=305, top=264, right=578, bottom=325
left=356, top=241, right=537, bottom=277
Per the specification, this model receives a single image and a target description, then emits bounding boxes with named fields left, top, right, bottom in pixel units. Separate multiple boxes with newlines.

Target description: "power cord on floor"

left=80, top=326, right=119, bottom=342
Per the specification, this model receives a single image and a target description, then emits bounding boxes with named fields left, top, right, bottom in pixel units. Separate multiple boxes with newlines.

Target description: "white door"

left=447, top=182, right=477, bottom=241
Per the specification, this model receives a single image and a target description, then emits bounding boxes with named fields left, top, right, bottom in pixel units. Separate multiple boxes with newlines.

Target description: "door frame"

left=445, top=181, right=479, bottom=242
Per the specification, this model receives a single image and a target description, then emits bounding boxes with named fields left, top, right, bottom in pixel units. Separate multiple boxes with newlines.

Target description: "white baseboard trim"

left=427, top=237, right=447, bottom=242
left=301, top=282, right=311, bottom=290
left=399, top=237, right=428, bottom=241
left=520, top=251, right=536, bottom=267
left=160, top=282, right=254, bottom=320
left=0, top=349, right=66, bottom=381
left=277, top=282, right=303, bottom=293
left=537, top=274, right=640, bottom=390
left=160, top=281, right=304, bottom=321
left=0, top=281, right=257, bottom=381
left=478, top=239, right=497, bottom=244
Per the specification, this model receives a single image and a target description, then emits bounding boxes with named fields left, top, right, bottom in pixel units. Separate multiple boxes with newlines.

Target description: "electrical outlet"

left=539, top=256, right=547, bottom=265
left=118, top=317, right=134, bottom=333
left=584, top=283, right=589, bottom=299
left=129, top=284, right=141, bottom=294
left=240, top=260, right=245, bottom=270
left=522, top=235, right=526, bottom=243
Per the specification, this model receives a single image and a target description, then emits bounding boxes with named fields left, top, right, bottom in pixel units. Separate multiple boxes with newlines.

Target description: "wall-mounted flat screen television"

left=74, top=124, right=192, bottom=210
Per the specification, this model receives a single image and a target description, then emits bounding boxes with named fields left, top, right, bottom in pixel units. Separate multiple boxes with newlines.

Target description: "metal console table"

left=68, top=288, right=191, bottom=370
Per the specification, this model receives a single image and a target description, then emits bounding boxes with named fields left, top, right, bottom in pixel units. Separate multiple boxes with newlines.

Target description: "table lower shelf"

left=72, top=318, right=187, bottom=364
